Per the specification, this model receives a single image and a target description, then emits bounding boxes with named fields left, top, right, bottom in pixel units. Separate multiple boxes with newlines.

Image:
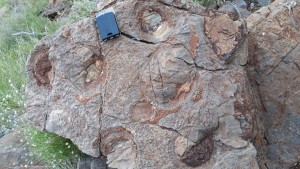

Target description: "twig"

left=281, top=1, right=297, bottom=15
left=11, top=32, right=46, bottom=37
left=232, top=3, right=242, bottom=19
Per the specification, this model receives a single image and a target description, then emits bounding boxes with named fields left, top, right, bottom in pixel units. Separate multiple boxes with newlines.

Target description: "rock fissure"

left=43, top=111, right=48, bottom=131
left=174, top=56, right=195, bottom=66
left=157, top=125, right=180, bottom=134
left=156, top=61, right=166, bottom=99
left=266, top=41, right=300, bottom=76
left=158, top=1, right=189, bottom=12
left=148, top=64, right=158, bottom=103
left=195, top=65, right=228, bottom=71
left=120, top=32, right=156, bottom=45
left=293, top=60, right=300, bottom=71
left=264, top=163, right=270, bottom=169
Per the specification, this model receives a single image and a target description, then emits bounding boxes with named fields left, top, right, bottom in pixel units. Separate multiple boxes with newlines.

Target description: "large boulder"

left=26, top=0, right=259, bottom=168
left=247, top=0, right=300, bottom=168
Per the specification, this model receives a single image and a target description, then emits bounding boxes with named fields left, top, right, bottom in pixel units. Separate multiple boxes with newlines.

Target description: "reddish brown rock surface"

left=247, top=0, right=300, bottom=168
left=25, top=0, right=300, bottom=168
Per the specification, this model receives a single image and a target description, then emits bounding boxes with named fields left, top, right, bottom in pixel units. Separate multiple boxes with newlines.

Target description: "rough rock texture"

left=26, top=0, right=261, bottom=168
left=218, top=1, right=251, bottom=20
left=247, top=0, right=300, bottom=168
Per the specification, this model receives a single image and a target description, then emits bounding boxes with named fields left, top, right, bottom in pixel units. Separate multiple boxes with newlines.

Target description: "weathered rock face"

left=247, top=0, right=300, bottom=168
left=26, top=0, right=260, bottom=168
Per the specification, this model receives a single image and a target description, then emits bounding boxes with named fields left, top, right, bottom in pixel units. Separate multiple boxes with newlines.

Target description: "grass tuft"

left=23, top=126, right=81, bottom=168
left=194, top=0, right=218, bottom=8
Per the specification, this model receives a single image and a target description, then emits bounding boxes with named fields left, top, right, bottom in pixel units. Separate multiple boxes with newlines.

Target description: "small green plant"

left=194, top=0, right=213, bottom=7
left=194, top=0, right=222, bottom=8
left=24, top=126, right=81, bottom=168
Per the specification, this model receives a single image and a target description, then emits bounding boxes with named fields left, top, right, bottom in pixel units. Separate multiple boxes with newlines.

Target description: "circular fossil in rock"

left=100, top=127, right=136, bottom=169
left=140, top=8, right=162, bottom=33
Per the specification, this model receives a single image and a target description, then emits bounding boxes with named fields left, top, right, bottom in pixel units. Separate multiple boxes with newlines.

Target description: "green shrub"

left=194, top=0, right=217, bottom=7
left=66, top=0, right=97, bottom=22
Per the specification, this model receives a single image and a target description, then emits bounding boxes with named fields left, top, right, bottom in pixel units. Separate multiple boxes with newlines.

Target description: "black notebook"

left=96, top=8, right=120, bottom=41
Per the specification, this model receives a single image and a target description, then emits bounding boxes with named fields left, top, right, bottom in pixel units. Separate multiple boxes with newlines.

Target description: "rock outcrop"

left=247, top=0, right=300, bottom=168
left=25, top=0, right=300, bottom=168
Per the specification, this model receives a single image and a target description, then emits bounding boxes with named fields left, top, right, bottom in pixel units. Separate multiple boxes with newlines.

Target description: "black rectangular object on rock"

left=96, top=9, right=120, bottom=41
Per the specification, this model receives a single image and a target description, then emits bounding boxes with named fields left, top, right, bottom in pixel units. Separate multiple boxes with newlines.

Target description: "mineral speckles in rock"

left=85, top=60, right=102, bottom=83
left=84, top=55, right=105, bottom=86
left=192, top=86, right=204, bottom=102
left=129, top=101, right=154, bottom=122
